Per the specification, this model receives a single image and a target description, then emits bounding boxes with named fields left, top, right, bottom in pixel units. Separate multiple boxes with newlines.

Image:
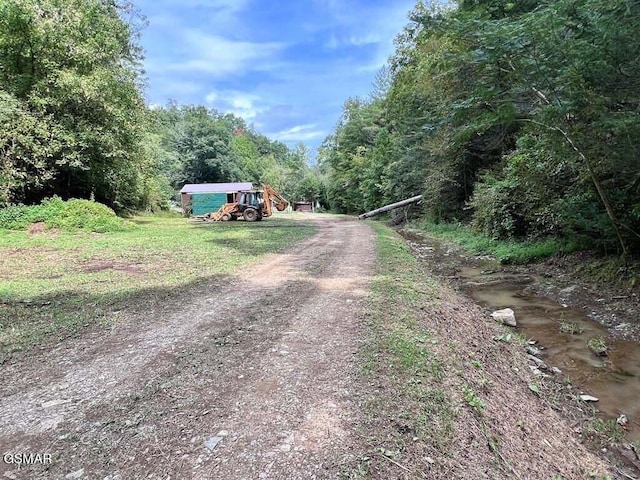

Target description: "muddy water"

left=402, top=230, right=640, bottom=441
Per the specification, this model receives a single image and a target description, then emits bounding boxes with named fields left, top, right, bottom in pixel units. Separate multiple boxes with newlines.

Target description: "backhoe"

left=206, top=184, right=289, bottom=222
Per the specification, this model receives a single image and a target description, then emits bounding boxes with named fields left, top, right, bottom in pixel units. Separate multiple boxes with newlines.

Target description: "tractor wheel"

left=243, top=208, right=258, bottom=222
left=221, top=213, right=231, bottom=221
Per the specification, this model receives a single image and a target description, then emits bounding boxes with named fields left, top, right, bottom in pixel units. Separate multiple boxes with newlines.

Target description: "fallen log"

left=358, top=195, right=422, bottom=220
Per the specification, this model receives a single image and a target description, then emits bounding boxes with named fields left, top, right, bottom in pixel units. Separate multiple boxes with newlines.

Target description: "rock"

left=559, top=285, right=579, bottom=295
left=527, top=355, right=548, bottom=370
left=204, top=436, right=223, bottom=451
left=65, top=469, right=85, bottom=479
left=529, top=366, right=544, bottom=376
left=490, top=308, right=517, bottom=327
left=579, top=394, right=599, bottom=402
left=526, top=345, right=542, bottom=356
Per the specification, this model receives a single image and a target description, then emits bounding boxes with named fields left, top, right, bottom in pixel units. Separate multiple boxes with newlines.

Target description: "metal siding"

left=192, top=193, right=227, bottom=215
left=180, top=183, right=253, bottom=194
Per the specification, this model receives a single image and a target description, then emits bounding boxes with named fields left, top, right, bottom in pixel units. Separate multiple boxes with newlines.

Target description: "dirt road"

left=0, top=215, right=376, bottom=479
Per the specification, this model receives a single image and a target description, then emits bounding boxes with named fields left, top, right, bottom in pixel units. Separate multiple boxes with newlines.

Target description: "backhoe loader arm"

left=261, top=184, right=289, bottom=217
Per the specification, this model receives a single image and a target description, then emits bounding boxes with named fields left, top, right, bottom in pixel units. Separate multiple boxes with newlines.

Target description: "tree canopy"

left=0, top=0, right=152, bottom=210
left=0, top=0, right=323, bottom=212
left=321, top=0, right=640, bottom=254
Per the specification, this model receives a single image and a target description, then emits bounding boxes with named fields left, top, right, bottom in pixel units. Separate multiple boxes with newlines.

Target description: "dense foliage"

left=321, top=0, right=640, bottom=254
left=0, top=0, right=156, bottom=211
left=0, top=0, right=323, bottom=215
left=149, top=104, right=328, bottom=206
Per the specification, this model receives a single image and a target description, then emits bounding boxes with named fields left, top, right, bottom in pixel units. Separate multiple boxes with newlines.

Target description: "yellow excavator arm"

left=261, top=184, right=289, bottom=217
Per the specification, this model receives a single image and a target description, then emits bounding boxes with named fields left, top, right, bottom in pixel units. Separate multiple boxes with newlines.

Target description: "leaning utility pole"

left=358, top=195, right=423, bottom=220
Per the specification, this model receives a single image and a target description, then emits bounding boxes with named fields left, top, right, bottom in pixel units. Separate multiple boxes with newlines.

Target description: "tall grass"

left=420, top=221, right=577, bottom=264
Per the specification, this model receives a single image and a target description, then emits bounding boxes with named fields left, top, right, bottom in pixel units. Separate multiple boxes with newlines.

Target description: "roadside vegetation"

left=354, top=222, right=457, bottom=477
left=0, top=212, right=315, bottom=360
left=418, top=220, right=572, bottom=264
left=0, top=197, right=132, bottom=232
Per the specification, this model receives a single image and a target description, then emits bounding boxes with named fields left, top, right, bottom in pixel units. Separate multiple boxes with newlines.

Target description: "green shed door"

left=191, top=193, right=227, bottom=215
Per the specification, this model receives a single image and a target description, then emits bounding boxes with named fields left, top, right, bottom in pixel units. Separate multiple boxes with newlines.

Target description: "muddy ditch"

left=399, top=229, right=640, bottom=443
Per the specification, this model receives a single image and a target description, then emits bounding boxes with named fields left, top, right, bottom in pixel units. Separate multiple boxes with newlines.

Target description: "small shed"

left=293, top=201, right=313, bottom=212
left=180, top=183, right=253, bottom=216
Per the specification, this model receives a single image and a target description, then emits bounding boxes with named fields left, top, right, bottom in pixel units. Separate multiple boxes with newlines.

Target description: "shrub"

left=587, top=336, right=608, bottom=356
left=0, top=197, right=132, bottom=233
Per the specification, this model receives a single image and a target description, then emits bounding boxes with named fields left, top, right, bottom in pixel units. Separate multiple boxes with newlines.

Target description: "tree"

left=0, top=0, right=155, bottom=210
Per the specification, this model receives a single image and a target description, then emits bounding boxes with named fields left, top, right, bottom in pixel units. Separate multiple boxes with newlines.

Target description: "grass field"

left=0, top=215, right=316, bottom=359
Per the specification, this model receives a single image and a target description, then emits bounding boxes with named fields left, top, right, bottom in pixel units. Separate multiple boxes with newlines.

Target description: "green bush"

left=470, top=172, right=531, bottom=240
left=0, top=197, right=132, bottom=233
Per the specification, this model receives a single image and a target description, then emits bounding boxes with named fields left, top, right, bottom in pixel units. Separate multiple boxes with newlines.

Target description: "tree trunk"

left=358, top=195, right=423, bottom=219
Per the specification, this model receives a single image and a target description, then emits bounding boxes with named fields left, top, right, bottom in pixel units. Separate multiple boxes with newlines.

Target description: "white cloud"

left=268, top=124, right=326, bottom=143
left=164, top=30, right=285, bottom=77
left=325, top=32, right=381, bottom=50
left=349, top=33, right=381, bottom=46
left=205, top=89, right=266, bottom=120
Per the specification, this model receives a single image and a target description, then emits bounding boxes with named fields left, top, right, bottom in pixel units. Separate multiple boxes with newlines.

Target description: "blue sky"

left=132, top=0, right=417, bottom=155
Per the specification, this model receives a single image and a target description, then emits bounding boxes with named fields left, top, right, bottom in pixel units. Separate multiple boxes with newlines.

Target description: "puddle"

left=401, top=230, right=640, bottom=441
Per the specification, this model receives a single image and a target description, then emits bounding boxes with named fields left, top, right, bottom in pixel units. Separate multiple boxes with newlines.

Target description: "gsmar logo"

left=3, top=453, right=52, bottom=465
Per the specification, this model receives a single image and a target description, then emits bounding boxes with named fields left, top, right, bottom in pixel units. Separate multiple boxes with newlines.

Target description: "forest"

left=0, top=0, right=324, bottom=213
left=320, top=0, right=640, bottom=255
left=1, top=0, right=639, bottom=255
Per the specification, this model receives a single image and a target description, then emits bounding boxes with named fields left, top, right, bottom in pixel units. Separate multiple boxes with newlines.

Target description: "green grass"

left=356, top=222, right=457, bottom=473
left=585, top=418, right=626, bottom=444
left=0, top=215, right=315, bottom=358
left=418, top=220, right=571, bottom=264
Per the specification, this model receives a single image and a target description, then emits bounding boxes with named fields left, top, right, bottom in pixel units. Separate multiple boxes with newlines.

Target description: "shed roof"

left=180, top=182, right=253, bottom=194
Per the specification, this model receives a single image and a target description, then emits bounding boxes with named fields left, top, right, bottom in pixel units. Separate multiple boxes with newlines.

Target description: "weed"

left=478, top=376, right=492, bottom=391
left=462, top=386, right=486, bottom=412
left=560, top=320, right=584, bottom=335
left=493, top=333, right=513, bottom=342
left=512, top=332, right=530, bottom=346
left=419, top=220, right=569, bottom=264
left=586, top=418, right=625, bottom=443
left=587, top=336, right=608, bottom=356
left=0, top=197, right=131, bottom=232
left=362, top=222, right=456, bottom=455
